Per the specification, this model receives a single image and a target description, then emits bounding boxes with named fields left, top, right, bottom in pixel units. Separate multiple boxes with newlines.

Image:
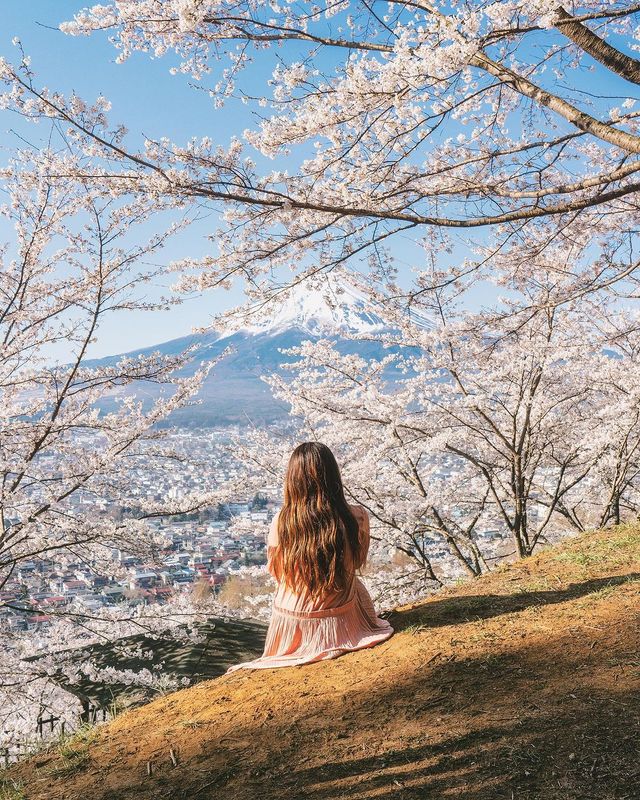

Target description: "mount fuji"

left=92, top=283, right=431, bottom=427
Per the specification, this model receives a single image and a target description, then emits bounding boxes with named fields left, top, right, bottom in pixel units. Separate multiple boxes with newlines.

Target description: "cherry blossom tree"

left=2, top=0, right=640, bottom=754
left=260, top=289, right=640, bottom=568
left=0, top=146, right=216, bottom=593
left=551, top=302, right=640, bottom=529
left=0, top=135, right=236, bottom=753
left=13, top=1, right=633, bottom=308
left=257, top=344, right=490, bottom=580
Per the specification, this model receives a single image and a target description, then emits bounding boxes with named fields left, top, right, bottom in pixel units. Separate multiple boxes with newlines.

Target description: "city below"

left=0, top=428, right=515, bottom=635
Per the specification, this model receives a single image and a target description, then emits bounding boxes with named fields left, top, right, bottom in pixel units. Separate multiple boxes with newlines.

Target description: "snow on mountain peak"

left=217, top=280, right=431, bottom=339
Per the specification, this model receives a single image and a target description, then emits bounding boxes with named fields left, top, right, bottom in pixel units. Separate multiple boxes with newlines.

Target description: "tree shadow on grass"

left=272, top=639, right=640, bottom=800
left=165, top=570, right=640, bottom=800
left=386, top=572, right=640, bottom=632
left=33, top=568, right=640, bottom=800
left=173, top=627, right=640, bottom=800
left=57, top=616, right=267, bottom=710
left=279, top=696, right=640, bottom=800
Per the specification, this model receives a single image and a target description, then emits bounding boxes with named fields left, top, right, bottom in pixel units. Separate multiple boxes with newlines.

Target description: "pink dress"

left=226, top=506, right=393, bottom=671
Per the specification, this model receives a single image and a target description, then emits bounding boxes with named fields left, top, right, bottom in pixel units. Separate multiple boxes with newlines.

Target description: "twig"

left=425, top=651, right=443, bottom=665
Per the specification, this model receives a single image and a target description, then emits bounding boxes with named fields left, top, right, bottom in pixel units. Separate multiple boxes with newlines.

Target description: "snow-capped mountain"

left=91, top=281, right=431, bottom=426
left=217, top=282, right=389, bottom=340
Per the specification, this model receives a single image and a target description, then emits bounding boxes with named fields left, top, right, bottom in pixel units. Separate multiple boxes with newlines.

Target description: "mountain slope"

left=10, top=526, right=639, bottom=800
left=89, top=282, right=429, bottom=426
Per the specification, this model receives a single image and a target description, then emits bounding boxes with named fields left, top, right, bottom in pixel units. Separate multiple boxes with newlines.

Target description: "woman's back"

left=226, top=442, right=392, bottom=672
left=267, top=503, right=370, bottom=614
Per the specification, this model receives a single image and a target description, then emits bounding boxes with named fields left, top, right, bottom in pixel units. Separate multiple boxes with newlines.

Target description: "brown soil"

left=9, top=525, right=640, bottom=800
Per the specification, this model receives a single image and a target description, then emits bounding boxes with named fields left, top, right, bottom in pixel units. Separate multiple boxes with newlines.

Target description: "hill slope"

left=9, top=526, right=640, bottom=800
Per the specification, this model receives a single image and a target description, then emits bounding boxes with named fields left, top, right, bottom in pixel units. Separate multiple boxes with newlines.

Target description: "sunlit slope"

left=10, top=526, right=640, bottom=800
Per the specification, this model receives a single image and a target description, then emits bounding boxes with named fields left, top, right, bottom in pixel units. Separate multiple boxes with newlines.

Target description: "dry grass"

left=10, top=524, right=640, bottom=800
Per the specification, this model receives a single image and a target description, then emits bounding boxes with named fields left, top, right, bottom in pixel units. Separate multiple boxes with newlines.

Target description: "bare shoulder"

left=267, top=510, right=280, bottom=547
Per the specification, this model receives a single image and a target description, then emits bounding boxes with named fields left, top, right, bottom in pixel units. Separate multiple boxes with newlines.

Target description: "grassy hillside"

left=5, top=525, right=639, bottom=800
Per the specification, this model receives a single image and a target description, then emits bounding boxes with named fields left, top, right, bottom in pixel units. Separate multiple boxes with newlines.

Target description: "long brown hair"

left=273, top=442, right=363, bottom=599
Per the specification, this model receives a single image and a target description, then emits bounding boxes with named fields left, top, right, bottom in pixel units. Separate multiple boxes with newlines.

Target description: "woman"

left=227, top=442, right=393, bottom=671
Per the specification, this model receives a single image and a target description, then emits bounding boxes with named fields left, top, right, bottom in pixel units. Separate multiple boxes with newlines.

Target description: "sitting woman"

left=227, top=441, right=393, bottom=671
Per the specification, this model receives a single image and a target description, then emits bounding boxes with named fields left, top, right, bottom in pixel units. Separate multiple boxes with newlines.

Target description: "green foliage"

left=403, top=623, right=427, bottom=635
left=551, top=526, right=640, bottom=569
left=251, top=493, right=269, bottom=510
left=45, top=725, right=98, bottom=778
left=0, top=776, right=25, bottom=800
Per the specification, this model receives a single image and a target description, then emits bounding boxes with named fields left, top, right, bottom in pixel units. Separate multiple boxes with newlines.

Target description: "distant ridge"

left=89, top=280, right=432, bottom=427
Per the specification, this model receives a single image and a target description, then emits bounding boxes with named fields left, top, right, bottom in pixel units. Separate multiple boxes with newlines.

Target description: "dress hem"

left=226, top=625, right=393, bottom=672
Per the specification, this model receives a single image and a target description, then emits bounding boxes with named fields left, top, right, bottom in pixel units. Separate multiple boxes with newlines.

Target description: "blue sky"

left=0, top=1, right=257, bottom=358
left=2, top=3, right=630, bottom=359
left=1, top=3, right=489, bottom=361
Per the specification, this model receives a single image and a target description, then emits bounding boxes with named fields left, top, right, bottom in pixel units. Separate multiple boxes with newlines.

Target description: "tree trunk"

left=444, top=535, right=482, bottom=577
left=555, top=7, right=640, bottom=86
